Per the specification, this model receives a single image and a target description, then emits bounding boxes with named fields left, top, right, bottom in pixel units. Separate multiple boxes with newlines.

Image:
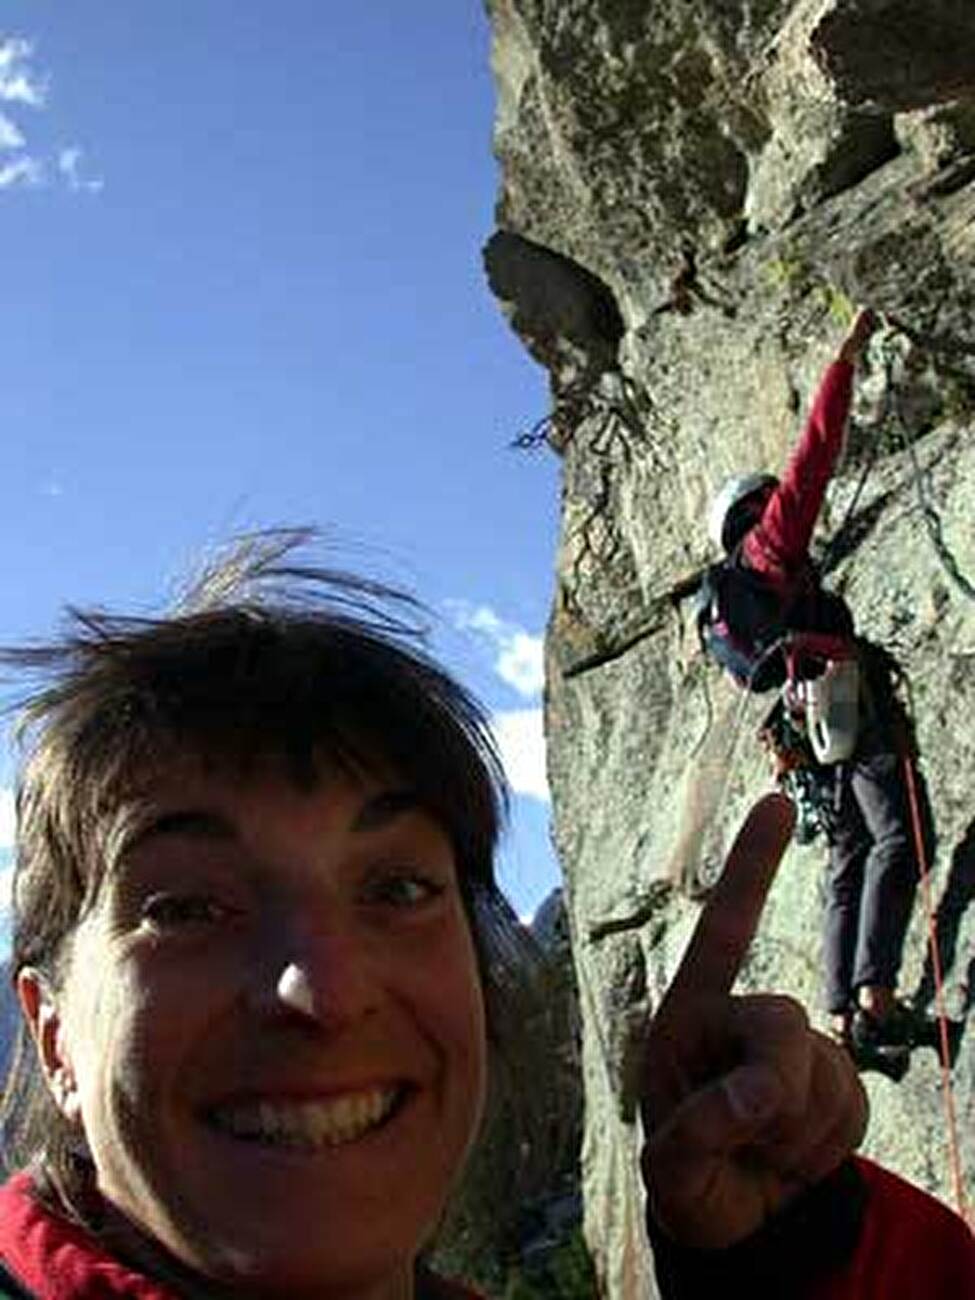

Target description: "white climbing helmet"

left=707, top=472, right=778, bottom=553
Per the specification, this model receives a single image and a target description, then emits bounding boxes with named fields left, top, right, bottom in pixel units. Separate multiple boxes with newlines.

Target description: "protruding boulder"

left=811, top=0, right=975, bottom=111
left=483, top=230, right=624, bottom=386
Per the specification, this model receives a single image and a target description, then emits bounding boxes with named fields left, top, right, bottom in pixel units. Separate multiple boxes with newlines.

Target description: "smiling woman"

left=0, top=527, right=530, bottom=1300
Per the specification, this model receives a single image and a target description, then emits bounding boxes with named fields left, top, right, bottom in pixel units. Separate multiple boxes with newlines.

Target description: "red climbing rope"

left=901, top=746, right=970, bottom=1227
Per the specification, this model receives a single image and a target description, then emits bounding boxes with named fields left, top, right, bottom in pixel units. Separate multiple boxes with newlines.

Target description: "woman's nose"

left=261, top=929, right=382, bottom=1029
left=277, top=962, right=317, bottom=1017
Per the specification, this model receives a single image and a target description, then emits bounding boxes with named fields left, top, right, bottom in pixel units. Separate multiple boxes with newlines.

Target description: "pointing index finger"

left=661, top=794, right=796, bottom=1012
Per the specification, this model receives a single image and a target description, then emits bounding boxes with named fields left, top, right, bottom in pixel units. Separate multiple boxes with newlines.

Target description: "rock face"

left=484, top=1, right=975, bottom=1295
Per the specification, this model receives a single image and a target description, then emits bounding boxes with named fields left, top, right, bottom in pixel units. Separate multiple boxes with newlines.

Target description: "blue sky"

left=0, top=5, right=562, bottom=923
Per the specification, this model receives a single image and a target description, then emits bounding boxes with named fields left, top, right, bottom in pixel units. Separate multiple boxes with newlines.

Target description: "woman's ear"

left=16, top=967, right=82, bottom=1124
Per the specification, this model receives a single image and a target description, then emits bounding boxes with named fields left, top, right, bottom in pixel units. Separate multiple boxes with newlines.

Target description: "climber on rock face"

left=697, top=308, right=936, bottom=1079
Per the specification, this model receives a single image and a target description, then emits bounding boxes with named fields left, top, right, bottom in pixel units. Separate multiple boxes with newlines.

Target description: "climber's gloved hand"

left=639, top=794, right=868, bottom=1250
left=838, top=307, right=879, bottom=365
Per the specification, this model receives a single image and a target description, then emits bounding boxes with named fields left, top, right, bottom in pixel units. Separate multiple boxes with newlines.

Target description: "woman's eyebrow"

left=351, top=789, right=421, bottom=832
left=120, top=791, right=424, bottom=850
left=127, top=809, right=236, bottom=849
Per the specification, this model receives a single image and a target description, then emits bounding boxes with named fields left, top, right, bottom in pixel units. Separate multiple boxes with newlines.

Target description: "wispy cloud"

left=448, top=602, right=544, bottom=700
left=0, top=155, right=43, bottom=189
left=0, top=111, right=25, bottom=151
left=0, top=37, right=48, bottom=108
left=58, top=146, right=103, bottom=194
left=0, top=38, right=101, bottom=196
left=491, top=707, right=549, bottom=802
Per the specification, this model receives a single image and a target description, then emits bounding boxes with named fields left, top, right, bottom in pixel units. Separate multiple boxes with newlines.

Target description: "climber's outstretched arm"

left=743, top=309, right=878, bottom=579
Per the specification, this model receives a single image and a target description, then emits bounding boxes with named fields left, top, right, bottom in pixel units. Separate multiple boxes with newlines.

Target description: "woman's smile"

left=206, top=1083, right=408, bottom=1150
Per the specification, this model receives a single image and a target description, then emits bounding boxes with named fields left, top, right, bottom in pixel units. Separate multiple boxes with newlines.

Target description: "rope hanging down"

left=898, top=676, right=970, bottom=1227
left=880, top=320, right=975, bottom=604
left=817, top=317, right=975, bottom=607
left=896, top=407, right=975, bottom=605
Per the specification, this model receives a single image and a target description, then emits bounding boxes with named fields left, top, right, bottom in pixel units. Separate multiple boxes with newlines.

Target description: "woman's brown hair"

left=0, top=529, right=531, bottom=1218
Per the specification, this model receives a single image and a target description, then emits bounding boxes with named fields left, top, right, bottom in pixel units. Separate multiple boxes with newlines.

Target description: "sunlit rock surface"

left=484, top=1, right=975, bottom=1294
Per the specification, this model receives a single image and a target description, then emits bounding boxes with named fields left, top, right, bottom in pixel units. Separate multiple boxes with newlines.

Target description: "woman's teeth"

left=211, top=1087, right=401, bottom=1149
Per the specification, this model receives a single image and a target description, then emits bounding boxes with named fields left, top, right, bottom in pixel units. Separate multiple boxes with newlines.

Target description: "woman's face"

left=24, top=762, right=487, bottom=1296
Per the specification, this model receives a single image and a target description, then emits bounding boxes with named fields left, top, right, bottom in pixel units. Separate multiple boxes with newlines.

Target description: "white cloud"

left=0, top=40, right=102, bottom=197
left=58, top=146, right=104, bottom=194
left=449, top=603, right=544, bottom=699
left=0, top=37, right=44, bottom=190
left=0, top=111, right=24, bottom=150
left=0, top=38, right=47, bottom=108
left=0, top=155, right=43, bottom=189
left=491, top=708, right=549, bottom=802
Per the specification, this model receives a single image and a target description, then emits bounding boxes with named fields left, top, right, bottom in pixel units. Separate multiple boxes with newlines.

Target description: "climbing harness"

left=760, top=672, right=844, bottom=848
left=692, top=624, right=859, bottom=876
left=755, top=631, right=862, bottom=847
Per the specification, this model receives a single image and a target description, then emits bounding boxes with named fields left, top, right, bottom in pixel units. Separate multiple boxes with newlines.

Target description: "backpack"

left=695, top=554, right=854, bottom=693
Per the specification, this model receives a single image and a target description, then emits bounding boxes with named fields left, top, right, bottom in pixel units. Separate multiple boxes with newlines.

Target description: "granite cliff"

left=483, top=1, right=975, bottom=1294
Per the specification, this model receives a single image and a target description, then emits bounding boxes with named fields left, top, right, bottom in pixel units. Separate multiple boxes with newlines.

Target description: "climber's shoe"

left=848, top=1007, right=916, bottom=1081
left=847, top=1039, right=911, bottom=1083
left=851, top=1003, right=915, bottom=1052
left=829, top=1009, right=909, bottom=1082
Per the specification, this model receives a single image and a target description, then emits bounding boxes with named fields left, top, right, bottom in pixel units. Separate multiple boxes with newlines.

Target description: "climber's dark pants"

left=822, top=750, right=934, bottom=1014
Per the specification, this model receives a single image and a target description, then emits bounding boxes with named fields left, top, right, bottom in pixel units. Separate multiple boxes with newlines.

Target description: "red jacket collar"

left=0, top=1174, right=485, bottom=1300
left=0, top=1172, right=177, bottom=1300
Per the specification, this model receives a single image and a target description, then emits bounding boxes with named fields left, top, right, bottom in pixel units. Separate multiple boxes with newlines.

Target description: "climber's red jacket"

left=742, top=358, right=854, bottom=592
left=834, top=1158, right=974, bottom=1297
left=649, top=1154, right=974, bottom=1297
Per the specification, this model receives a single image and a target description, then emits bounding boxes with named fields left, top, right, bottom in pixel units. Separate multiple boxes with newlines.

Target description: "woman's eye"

left=366, top=872, right=446, bottom=909
left=142, top=893, right=231, bottom=928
